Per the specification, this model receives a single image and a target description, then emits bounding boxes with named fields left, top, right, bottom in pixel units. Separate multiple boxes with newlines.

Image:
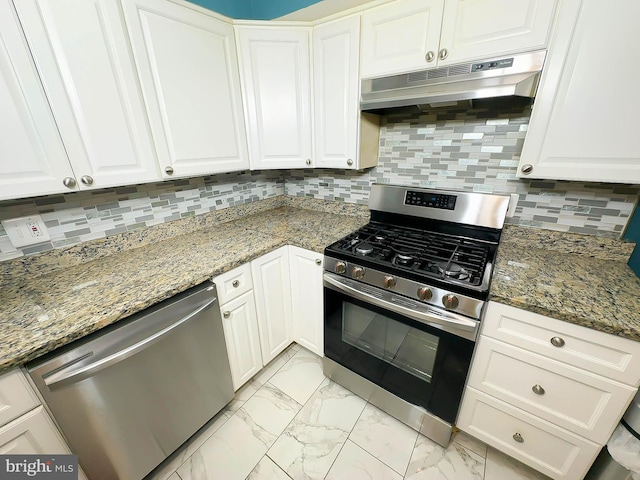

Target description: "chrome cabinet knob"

left=512, top=432, right=524, bottom=443
left=305, top=159, right=311, bottom=166
left=352, top=267, right=365, bottom=279
left=425, top=51, right=435, bottom=62
left=63, top=177, right=77, bottom=188
left=417, top=287, right=432, bottom=301
left=315, top=259, right=322, bottom=265
left=383, top=275, right=396, bottom=288
left=550, top=336, right=565, bottom=348
left=521, top=164, right=533, bottom=175
left=442, top=294, right=459, bottom=309
left=80, top=175, right=93, bottom=186
left=165, top=166, right=174, bottom=175
left=232, top=280, right=239, bottom=288
left=532, top=384, right=545, bottom=395
left=223, top=311, right=230, bottom=318
left=335, top=262, right=347, bottom=274
left=439, top=48, right=449, bottom=60
left=347, top=159, right=353, bottom=166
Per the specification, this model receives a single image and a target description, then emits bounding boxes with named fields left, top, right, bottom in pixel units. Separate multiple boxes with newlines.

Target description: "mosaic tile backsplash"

left=1, top=103, right=638, bottom=262
left=286, top=103, right=640, bottom=237
left=0, top=171, right=284, bottom=261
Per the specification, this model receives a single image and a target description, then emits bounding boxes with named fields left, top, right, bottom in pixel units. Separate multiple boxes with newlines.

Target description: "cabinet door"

left=220, top=291, right=262, bottom=391
left=121, top=0, right=249, bottom=179
left=360, top=0, right=444, bottom=78
left=0, top=0, right=75, bottom=201
left=313, top=16, right=359, bottom=170
left=289, top=246, right=324, bottom=356
left=251, top=246, right=293, bottom=364
left=0, top=406, right=73, bottom=455
left=15, top=0, right=160, bottom=191
left=0, top=370, right=39, bottom=427
left=438, top=0, right=558, bottom=66
left=518, top=0, right=640, bottom=183
left=236, top=26, right=313, bottom=170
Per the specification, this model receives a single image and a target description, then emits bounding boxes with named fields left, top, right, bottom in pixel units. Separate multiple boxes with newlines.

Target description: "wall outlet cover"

left=1, top=215, right=51, bottom=248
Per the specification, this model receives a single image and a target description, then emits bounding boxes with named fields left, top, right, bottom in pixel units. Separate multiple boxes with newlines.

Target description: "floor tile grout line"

left=402, top=421, right=422, bottom=479
left=258, top=351, right=326, bottom=478
left=346, top=401, right=419, bottom=478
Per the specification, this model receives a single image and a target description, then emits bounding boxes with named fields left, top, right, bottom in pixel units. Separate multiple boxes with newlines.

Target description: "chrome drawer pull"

left=232, top=280, right=240, bottom=288
left=513, top=432, right=524, bottom=443
left=532, top=384, right=545, bottom=395
left=550, top=336, right=565, bottom=347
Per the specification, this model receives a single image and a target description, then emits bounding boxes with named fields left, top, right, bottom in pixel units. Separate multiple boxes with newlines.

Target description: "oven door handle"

left=323, top=273, right=479, bottom=341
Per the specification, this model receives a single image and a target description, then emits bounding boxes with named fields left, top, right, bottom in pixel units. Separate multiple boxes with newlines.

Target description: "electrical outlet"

left=1, top=215, right=51, bottom=248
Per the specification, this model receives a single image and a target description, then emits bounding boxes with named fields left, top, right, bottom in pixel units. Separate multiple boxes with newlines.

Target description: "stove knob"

left=335, top=262, right=347, bottom=274
left=352, top=267, right=365, bottom=279
left=442, top=294, right=459, bottom=309
left=417, top=287, right=432, bottom=301
left=383, top=276, right=396, bottom=288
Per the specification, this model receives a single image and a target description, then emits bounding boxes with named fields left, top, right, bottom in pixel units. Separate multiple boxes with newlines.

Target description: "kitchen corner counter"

left=0, top=206, right=368, bottom=374
left=491, top=225, right=640, bottom=342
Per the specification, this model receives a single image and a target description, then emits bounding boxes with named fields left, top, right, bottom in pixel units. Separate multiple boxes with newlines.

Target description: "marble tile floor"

left=145, top=344, right=551, bottom=480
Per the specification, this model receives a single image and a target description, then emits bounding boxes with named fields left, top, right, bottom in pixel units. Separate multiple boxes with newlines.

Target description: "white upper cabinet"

left=0, top=0, right=75, bottom=201
left=361, top=0, right=444, bottom=79
left=14, top=0, right=160, bottom=192
left=361, top=0, right=558, bottom=78
left=121, top=0, right=249, bottom=179
left=236, top=25, right=313, bottom=170
left=518, top=0, right=640, bottom=183
left=313, top=15, right=378, bottom=170
left=438, top=0, right=558, bottom=66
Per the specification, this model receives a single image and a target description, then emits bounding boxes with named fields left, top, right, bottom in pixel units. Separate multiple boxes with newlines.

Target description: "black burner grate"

left=328, top=222, right=493, bottom=286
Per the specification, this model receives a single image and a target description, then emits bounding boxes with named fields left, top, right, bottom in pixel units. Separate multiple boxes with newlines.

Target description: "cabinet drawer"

left=457, top=388, right=600, bottom=480
left=0, top=370, right=39, bottom=427
left=468, top=337, right=635, bottom=444
left=213, top=263, right=253, bottom=305
left=483, top=302, right=640, bottom=386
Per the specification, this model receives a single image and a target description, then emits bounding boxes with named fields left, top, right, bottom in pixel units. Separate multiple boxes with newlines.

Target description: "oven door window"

left=342, top=302, right=438, bottom=383
left=324, top=286, right=474, bottom=424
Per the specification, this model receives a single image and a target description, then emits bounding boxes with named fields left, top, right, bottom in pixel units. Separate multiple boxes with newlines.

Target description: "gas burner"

left=394, top=254, right=415, bottom=266
left=374, top=234, right=386, bottom=242
left=437, top=262, right=469, bottom=280
left=355, top=242, right=374, bottom=255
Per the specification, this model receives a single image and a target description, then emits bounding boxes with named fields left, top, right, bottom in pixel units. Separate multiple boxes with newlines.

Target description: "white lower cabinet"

left=458, top=388, right=600, bottom=480
left=251, top=247, right=294, bottom=364
left=0, top=370, right=87, bottom=478
left=458, top=302, right=640, bottom=480
left=215, top=246, right=324, bottom=389
left=289, top=246, right=324, bottom=356
left=220, top=291, right=262, bottom=391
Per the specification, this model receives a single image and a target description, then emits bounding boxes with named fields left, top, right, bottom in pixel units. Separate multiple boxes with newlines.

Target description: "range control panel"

left=405, top=191, right=457, bottom=210
left=471, top=57, right=514, bottom=72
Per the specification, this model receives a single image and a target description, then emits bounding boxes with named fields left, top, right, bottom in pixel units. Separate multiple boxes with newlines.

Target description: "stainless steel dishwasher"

left=27, top=281, right=234, bottom=480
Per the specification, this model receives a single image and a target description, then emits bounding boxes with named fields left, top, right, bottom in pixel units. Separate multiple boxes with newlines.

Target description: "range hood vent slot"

left=361, top=50, right=546, bottom=112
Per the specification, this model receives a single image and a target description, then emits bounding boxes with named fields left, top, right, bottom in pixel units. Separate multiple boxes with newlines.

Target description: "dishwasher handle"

left=43, top=296, right=218, bottom=390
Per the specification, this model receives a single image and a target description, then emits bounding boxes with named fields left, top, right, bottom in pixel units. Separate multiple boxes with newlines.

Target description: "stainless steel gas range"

left=322, top=183, right=510, bottom=447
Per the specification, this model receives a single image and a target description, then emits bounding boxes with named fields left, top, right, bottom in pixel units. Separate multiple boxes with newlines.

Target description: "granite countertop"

left=491, top=225, right=640, bottom=342
left=0, top=206, right=367, bottom=374
left=2, top=203, right=640, bottom=375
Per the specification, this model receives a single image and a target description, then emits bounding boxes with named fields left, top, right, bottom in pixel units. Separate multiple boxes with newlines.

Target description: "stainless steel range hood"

left=361, top=50, right=546, bottom=111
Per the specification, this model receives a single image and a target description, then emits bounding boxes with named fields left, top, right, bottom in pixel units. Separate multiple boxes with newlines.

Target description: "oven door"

left=323, top=273, right=478, bottom=424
